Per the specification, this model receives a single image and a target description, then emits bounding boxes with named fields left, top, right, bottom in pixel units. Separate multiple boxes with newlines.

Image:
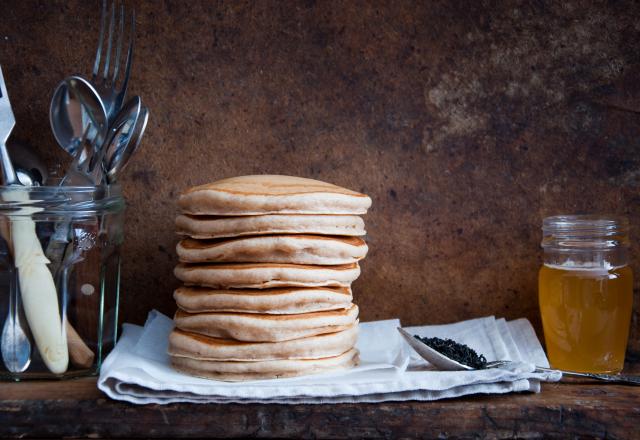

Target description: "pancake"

left=168, top=324, right=358, bottom=361
left=173, top=286, right=353, bottom=314
left=178, top=175, right=372, bottom=215
left=176, top=235, right=368, bottom=265
left=174, top=262, right=360, bottom=289
left=170, top=348, right=359, bottom=381
left=173, top=304, right=359, bottom=342
left=176, top=214, right=366, bottom=239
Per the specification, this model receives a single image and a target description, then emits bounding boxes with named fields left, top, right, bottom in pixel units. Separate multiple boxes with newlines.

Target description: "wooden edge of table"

left=1, top=375, right=639, bottom=439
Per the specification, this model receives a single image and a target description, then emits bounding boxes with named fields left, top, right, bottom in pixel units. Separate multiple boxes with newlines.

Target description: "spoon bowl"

left=50, top=76, right=108, bottom=166
left=1, top=268, right=31, bottom=373
left=106, top=104, right=148, bottom=183
left=96, top=96, right=142, bottom=183
left=397, top=327, right=472, bottom=371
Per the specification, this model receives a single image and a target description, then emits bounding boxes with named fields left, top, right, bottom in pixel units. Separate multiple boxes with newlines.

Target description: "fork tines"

left=91, top=0, right=135, bottom=116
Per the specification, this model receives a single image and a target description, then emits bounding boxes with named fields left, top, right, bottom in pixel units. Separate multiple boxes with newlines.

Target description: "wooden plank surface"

left=1, top=376, right=639, bottom=439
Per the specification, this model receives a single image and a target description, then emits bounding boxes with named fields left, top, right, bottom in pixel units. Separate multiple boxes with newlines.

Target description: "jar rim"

left=0, top=184, right=124, bottom=216
left=541, top=215, right=630, bottom=250
left=542, top=215, right=629, bottom=234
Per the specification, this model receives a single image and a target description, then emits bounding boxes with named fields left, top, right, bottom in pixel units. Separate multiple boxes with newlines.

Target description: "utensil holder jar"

left=0, top=184, right=124, bottom=380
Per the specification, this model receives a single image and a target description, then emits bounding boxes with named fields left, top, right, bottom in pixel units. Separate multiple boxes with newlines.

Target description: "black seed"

left=414, top=335, right=487, bottom=369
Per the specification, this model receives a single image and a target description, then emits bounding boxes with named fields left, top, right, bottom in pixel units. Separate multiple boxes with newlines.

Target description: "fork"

left=0, top=66, right=18, bottom=186
left=91, top=0, right=135, bottom=123
left=46, top=122, right=101, bottom=279
left=61, top=124, right=100, bottom=187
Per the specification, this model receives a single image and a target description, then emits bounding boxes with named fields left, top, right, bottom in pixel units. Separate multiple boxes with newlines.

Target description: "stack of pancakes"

left=169, top=175, right=372, bottom=381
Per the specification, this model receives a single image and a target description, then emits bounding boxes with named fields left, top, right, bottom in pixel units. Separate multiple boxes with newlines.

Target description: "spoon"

left=91, top=96, right=142, bottom=185
left=7, top=140, right=48, bottom=186
left=0, top=179, right=33, bottom=374
left=1, top=263, right=31, bottom=373
left=397, top=327, right=469, bottom=371
left=1, top=163, right=47, bottom=373
left=0, top=65, right=31, bottom=373
left=105, top=103, right=148, bottom=183
left=397, top=327, right=640, bottom=385
left=50, top=76, right=108, bottom=170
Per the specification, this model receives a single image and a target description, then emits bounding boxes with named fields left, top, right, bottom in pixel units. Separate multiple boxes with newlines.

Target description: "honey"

left=539, top=215, right=633, bottom=374
left=539, top=264, right=633, bottom=373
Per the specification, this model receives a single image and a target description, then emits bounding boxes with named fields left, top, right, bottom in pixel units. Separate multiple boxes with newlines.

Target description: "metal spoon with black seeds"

left=397, top=327, right=640, bottom=385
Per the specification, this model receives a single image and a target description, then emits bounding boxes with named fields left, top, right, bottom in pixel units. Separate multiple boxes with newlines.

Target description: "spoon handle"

left=534, top=366, right=640, bottom=385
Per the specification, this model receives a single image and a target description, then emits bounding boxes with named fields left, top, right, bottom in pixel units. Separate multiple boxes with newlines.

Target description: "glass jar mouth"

left=541, top=215, right=630, bottom=249
left=0, top=184, right=125, bottom=216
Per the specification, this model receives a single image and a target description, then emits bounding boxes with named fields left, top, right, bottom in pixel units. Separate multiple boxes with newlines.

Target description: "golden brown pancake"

left=173, top=304, right=359, bottom=342
left=173, top=285, right=353, bottom=314
left=176, top=234, right=368, bottom=265
left=168, top=324, right=358, bottom=361
left=174, top=262, right=360, bottom=289
left=175, top=214, right=366, bottom=239
left=178, top=175, right=372, bottom=215
left=170, top=348, right=359, bottom=381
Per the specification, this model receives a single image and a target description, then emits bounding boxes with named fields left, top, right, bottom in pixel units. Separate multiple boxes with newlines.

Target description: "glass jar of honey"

left=539, top=215, right=633, bottom=373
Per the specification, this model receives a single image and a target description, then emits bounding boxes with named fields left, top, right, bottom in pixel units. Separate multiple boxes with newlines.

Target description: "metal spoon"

left=0, top=187, right=33, bottom=374
left=92, top=96, right=142, bottom=184
left=397, top=327, right=469, bottom=371
left=397, top=327, right=640, bottom=385
left=105, top=103, right=148, bottom=183
left=1, top=264, right=31, bottom=373
left=7, top=140, right=48, bottom=186
left=50, top=76, right=108, bottom=168
left=0, top=65, right=31, bottom=373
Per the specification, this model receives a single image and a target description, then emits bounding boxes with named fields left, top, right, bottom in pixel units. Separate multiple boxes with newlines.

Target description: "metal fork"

left=61, top=124, right=100, bottom=186
left=0, top=66, right=18, bottom=186
left=46, top=119, right=106, bottom=278
left=91, top=0, right=135, bottom=122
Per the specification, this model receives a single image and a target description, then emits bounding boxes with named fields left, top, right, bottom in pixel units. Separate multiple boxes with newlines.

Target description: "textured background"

left=2, top=1, right=640, bottom=356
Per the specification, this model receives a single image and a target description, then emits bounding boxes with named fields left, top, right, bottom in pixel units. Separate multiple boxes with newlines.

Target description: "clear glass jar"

left=0, top=185, right=124, bottom=380
left=539, top=215, right=633, bottom=373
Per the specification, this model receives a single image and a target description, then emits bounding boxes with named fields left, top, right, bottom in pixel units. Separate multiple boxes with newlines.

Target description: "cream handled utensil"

left=0, top=65, right=68, bottom=374
left=9, top=163, right=95, bottom=369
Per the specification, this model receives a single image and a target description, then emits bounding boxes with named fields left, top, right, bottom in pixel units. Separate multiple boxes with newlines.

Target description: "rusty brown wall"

left=2, top=1, right=640, bottom=356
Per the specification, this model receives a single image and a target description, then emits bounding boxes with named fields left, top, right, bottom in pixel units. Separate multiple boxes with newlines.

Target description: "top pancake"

left=178, top=175, right=372, bottom=216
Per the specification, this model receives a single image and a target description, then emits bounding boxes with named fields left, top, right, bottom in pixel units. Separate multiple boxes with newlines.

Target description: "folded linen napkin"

left=98, top=311, right=561, bottom=404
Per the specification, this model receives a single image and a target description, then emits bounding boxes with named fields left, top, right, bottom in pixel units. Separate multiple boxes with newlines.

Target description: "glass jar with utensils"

left=0, top=184, right=124, bottom=379
left=0, top=0, right=146, bottom=380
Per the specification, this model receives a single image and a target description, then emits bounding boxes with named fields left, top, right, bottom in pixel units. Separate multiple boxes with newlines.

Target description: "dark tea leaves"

left=414, top=335, right=487, bottom=369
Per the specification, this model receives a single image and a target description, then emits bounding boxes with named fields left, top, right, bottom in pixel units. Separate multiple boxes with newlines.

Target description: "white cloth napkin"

left=98, top=311, right=561, bottom=404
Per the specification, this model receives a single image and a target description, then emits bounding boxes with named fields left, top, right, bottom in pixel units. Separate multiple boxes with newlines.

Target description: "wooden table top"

left=1, top=371, right=639, bottom=439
